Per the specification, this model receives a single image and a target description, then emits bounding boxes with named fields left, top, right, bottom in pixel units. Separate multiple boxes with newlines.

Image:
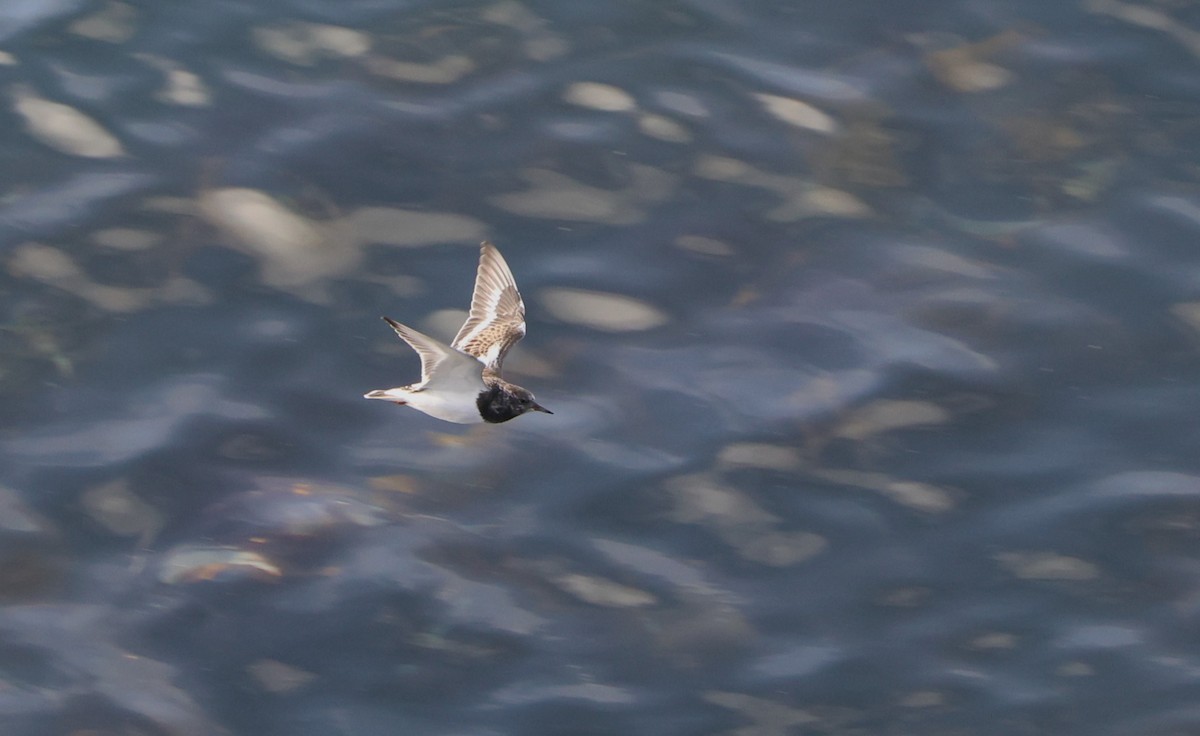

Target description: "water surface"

left=2, top=1, right=1199, bottom=734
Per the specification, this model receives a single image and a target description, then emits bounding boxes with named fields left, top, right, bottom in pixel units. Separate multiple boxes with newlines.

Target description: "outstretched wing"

left=451, top=241, right=527, bottom=374
left=382, top=316, right=475, bottom=388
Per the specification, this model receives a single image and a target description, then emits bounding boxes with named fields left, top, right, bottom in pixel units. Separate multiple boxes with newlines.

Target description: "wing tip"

left=381, top=316, right=421, bottom=343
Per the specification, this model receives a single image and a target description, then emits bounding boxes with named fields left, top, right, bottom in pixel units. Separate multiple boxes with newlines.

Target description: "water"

left=1, top=1, right=1199, bottom=734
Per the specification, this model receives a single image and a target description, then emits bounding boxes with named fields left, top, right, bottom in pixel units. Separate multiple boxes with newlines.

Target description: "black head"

left=476, top=383, right=552, bottom=424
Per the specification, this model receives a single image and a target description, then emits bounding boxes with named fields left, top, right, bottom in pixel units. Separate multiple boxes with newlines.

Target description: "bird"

left=364, top=241, right=552, bottom=424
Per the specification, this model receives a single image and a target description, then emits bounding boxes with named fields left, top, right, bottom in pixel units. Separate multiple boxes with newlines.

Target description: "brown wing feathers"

left=451, top=242, right=527, bottom=373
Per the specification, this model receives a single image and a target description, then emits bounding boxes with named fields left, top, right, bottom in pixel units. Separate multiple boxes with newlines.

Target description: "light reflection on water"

left=1, top=0, right=1200, bottom=734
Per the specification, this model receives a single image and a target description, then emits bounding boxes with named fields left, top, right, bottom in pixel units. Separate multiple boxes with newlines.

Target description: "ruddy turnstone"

left=364, top=241, right=552, bottom=424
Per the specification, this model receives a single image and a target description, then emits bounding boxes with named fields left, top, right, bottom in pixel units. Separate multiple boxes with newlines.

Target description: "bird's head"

left=477, top=384, right=552, bottom=423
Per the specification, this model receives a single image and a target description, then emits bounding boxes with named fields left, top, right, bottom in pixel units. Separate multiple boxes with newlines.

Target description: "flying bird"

left=364, top=241, right=552, bottom=423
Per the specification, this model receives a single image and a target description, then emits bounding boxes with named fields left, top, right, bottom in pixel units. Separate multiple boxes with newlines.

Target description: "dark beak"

left=532, top=403, right=553, bottom=415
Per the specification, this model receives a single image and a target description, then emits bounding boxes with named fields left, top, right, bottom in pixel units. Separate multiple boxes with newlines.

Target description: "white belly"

left=405, top=388, right=484, bottom=424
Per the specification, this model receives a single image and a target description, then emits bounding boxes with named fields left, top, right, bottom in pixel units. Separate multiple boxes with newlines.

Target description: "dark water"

left=2, top=1, right=1200, bottom=734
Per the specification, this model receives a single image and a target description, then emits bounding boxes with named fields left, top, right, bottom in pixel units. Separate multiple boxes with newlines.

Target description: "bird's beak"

left=532, top=403, right=553, bottom=415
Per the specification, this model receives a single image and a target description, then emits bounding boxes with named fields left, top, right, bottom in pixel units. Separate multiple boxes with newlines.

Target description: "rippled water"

left=2, top=1, right=1200, bottom=734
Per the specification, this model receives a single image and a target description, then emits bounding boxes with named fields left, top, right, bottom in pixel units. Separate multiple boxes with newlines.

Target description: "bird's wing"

left=451, top=241, right=527, bottom=373
left=382, top=317, right=479, bottom=389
